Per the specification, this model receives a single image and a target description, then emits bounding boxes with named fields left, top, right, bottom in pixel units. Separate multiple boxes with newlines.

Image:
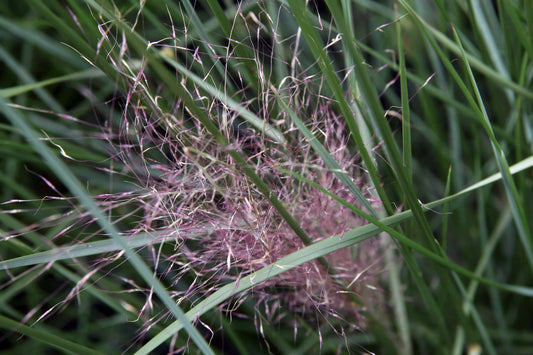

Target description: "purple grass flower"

left=120, top=88, right=386, bottom=331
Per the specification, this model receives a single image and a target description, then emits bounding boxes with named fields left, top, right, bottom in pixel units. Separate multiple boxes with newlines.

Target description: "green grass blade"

left=441, top=166, right=453, bottom=252
left=0, top=314, right=104, bottom=355
left=527, top=1, right=533, bottom=58
left=415, top=7, right=533, bottom=101
left=396, top=5, right=412, bottom=182
left=451, top=26, right=533, bottom=272
left=0, top=68, right=104, bottom=99
left=0, top=232, right=174, bottom=270
left=468, top=0, right=511, bottom=97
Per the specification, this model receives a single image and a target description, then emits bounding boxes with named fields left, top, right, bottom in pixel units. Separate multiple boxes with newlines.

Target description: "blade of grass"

left=483, top=209, right=513, bottom=351
left=396, top=5, right=412, bottom=182
left=467, top=0, right=512, bottom=101
left=451, top=26, right=533, bottom=272
left=390, top=13, right=412, bottom=349
left=339, top=0, right=376, bottom=165
left=527, top=1, right=533, bottom=58
left=441, top=166, right=453, bottom=252
left=0, top=68, right=105, bottom=99
left=0, top=313, right=105, bottom=355
left=0, top=232, right=177, bottom=270
left=420, top=9, right=533, bottom=101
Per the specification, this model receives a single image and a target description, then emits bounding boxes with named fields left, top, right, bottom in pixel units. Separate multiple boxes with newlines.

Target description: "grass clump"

left=1, top=1, right=533, bottom=354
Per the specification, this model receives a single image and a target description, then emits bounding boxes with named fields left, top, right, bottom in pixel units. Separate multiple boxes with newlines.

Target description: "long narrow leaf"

left=0, top=314, right=104, bottom=355
left=451, top=26, right=533, bottom=271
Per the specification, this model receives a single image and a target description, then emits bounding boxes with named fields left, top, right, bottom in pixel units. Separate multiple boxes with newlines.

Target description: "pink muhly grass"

left=120, top=88, right=386, bottom=331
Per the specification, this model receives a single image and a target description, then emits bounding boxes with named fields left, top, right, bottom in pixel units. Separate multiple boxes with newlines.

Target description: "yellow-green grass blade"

left=1, top=231, right=185, bottom=270
left=0, top=68, right=104, bottom=99
left=452, top=27, right=533, bottom=272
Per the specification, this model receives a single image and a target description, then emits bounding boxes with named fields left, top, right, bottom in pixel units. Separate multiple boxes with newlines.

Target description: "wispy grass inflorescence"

left=121, top=79, right=385, bottom=332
